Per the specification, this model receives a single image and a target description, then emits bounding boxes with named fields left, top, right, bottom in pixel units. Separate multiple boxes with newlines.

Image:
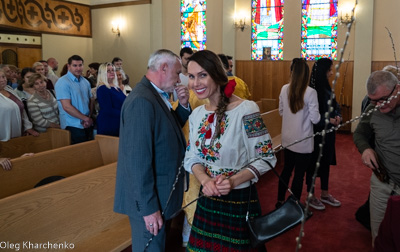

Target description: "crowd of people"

left=1, top=48, right=399, bottom=252
left=0, top=56, right=132, bottom=168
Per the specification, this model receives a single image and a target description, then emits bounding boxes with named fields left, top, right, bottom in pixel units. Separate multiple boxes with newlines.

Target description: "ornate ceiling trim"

left=0, top=0, right=92, bottom=37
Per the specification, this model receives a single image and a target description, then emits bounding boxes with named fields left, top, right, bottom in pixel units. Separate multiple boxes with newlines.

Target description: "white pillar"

left=352, top=0, right=374, bottom=131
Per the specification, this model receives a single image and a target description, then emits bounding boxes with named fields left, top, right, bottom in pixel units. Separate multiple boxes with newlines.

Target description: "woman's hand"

left=201, top=177, right=221, bottom=197
left=215, top=175, right=233, bottom=195
left=25, top=129, right=40, bottom=137
left=329, top=116, right=341, bottom=126
left=0, top=158, right=12, bottom=171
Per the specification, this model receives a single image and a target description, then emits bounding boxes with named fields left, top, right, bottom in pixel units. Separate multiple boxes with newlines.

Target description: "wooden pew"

left=261, top=98, right=278, bottom=112
left=0, top=128, right=71, bottom=159
left=255, top=98, right=277, bottom=113
left=0, top=134, right=119, bottom=199
left=0, top=163, right=132, bottom=252
left=255, top=100, right=263, bottom=112
left=261, top=108, right=282, bottom=151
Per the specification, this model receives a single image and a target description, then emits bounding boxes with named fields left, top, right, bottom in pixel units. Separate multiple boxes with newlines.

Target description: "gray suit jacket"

left=114, top=76, right=190, bottom=220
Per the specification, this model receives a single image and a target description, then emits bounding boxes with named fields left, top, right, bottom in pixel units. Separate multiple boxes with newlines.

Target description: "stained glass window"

left=181, top=0, right=207, bottom=50
left=301, top=0, right=338, bottom=60
left=251, top=0, right=284, bottom=60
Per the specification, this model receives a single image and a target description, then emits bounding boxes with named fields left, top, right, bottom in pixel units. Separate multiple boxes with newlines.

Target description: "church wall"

left=90, top=4, right=152, bottom=86
left=42, top=35, right=93, bottom=75
left=38, top=0, right=400, bottom=86
left=372, top=0, right=400, bottom=61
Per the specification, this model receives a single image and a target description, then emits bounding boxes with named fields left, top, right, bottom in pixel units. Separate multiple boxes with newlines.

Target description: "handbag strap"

left=246, top=159, right=299, bottom=220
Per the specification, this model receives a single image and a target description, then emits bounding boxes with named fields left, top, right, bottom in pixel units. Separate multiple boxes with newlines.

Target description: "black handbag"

left=247, top=194, right=304, bottom=248
left=246, top=159, right=307, bottom=248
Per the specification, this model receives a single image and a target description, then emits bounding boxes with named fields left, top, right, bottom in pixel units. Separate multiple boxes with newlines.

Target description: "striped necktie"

left=161, top=91, right=172, bottom=109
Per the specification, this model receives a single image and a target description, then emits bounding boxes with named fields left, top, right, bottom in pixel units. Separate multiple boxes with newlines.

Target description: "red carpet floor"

left=164, top=133, right=373, bottom=252
left=255, top=133, right=372, bottom=252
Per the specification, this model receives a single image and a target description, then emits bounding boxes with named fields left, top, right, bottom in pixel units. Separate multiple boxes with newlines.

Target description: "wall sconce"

left=338, top=5, right=355, bottom=25
left=234, top=12, right=249, bottom=32
left=111, top=20, right=121, bottom=37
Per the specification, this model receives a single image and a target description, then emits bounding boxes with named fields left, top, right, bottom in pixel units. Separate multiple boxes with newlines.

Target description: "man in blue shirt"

left=55, top=55, right=94, bottom=144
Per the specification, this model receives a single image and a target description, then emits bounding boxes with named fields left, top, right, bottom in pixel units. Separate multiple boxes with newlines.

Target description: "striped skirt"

left=186, top=184, right=267, bottom=252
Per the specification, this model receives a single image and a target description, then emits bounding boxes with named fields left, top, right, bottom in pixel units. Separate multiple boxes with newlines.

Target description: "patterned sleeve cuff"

left=246, top=165, right=261, bottom=179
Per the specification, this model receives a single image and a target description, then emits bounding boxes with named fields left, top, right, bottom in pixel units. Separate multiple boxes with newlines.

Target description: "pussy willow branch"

left=385, top=27, right=399, bottom=75
left=295, top=1, right=358, bottom=251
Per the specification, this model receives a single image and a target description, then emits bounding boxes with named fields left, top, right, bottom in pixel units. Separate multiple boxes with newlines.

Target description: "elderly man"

left=46, top=58, right=59, bottom=85
left=353, top=70, right=400, bottom=246
left=114, top=49, right=191, bottom=252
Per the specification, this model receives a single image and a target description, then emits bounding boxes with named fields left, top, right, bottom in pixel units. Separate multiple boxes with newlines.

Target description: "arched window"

left=301, top=0, right=338, bottom=60
left=251, top=0, right=284, bottom=60
left=181, top=0, right=207, bottom=50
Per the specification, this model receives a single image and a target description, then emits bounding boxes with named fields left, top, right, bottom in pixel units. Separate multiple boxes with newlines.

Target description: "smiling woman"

left=184, top=50, right=276, bottom=251
left=27, top=73, right=60, bottom=133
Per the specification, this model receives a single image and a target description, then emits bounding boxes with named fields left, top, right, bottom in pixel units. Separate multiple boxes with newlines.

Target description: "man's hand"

left=176, top=85, right=190, bottom=108
left=143, top=210, right=163, bottom=236
left=0, top=158, right=12, bottom=171
left=81, top=117, right=93, bottom=128
left=361, top=148, right=378, bottom=170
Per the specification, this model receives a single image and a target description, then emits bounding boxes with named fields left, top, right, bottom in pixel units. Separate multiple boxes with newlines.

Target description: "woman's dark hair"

left=188, top=50, right=229, bottom=137
left=60, top=63, right=68, bottom=76
left=289, top=58, right=309, bottom=113
left=17, top=67, right=35, bottom=91
left=310, top=58, right=333, bottom=115
left=310, top=58, right=332, bottom=90
left=217, top=54, right=229, bottom=70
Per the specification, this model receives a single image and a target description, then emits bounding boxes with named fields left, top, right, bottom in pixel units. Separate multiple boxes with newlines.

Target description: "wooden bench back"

left=261, top=98, right=278, bottom=112
left=261, top=109, right=282, bottom=150
left=0, top=163, right=131, bottom=251
left=0, top=128, right=71, bottom=158
left=261, top=109, right=281, bottom=138
left=0, top=135, right=119, bottom=199
left=255, top=100, right=263, bottom=112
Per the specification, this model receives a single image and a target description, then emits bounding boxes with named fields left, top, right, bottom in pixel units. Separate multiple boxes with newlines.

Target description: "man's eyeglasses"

left=368, top=85, right=397, bottom=104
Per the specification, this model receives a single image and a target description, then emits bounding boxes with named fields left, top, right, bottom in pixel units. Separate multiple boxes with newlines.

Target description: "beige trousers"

left=369, top=173, right=400, bottom=246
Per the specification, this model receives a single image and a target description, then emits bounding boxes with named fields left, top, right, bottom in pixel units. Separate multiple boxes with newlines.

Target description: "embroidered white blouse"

left=184, top=100, right=277, bottom=189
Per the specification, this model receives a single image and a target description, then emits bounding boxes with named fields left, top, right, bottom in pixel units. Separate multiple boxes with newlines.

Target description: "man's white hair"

left=147, top=49, right=180, bottom=71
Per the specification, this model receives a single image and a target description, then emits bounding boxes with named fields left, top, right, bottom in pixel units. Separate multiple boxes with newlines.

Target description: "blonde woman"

left=96, top=63, right=126, bottom=136
left=33, top=62, right=54, bottom=90
left=27, top=73, right=60, bottom=132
